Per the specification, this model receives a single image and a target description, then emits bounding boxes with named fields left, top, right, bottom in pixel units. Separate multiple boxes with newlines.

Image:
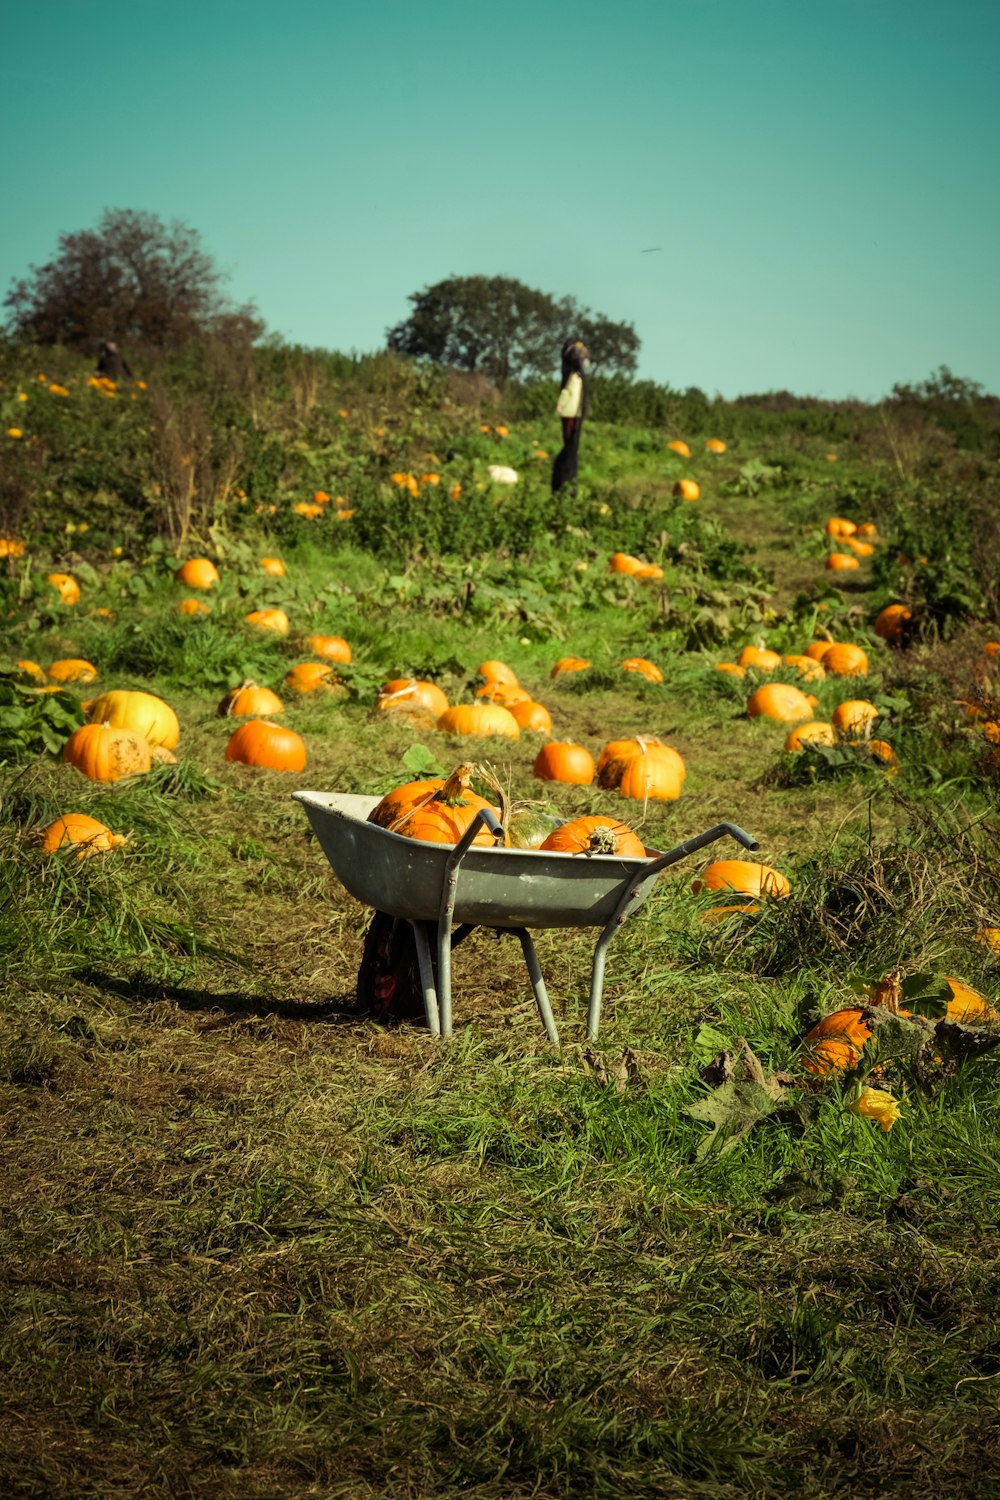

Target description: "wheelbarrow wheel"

left=356, top=911, right=432, bottom=1025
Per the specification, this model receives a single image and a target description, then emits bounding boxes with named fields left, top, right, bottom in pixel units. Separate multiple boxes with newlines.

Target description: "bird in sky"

left=640, top=247, right=663, bottom=253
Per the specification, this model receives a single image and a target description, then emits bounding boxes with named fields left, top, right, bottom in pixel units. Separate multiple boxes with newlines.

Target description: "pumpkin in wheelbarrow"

left=540, top=815, right=646, bottom=858
left=368, top=764, right=506, bottom=847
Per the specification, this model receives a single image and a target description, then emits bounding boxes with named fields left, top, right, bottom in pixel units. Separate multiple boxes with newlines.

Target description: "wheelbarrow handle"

left=439, top=805, right=504, bottom=936
left=585, top=820, right=760, bottom=1040
left=641, top=821, right=759, bottom=879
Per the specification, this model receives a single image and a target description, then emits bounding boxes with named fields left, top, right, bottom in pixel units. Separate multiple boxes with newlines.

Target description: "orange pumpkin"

left=804, top=641, right=833, bottom=663
left=178, top=598, right=211, bottom=616
left=832, top=699, right=879, bottom=735
left=175, top=558, right=220, bottom=589
left=825, top=518, right=857, bottom=539
left=369, top=778, right=445, bottom=829
left=781, top=654, right=825, bottom=681
left=874, top=604, right=912, bottom=642
left=747, top=683, right=814, bottom=723
left=63, top=722, right=152, bottom=782
left=714, top=662, right=746, bottom=678
left=495, top=700, right=545, bottom=738
left=609, top=552, right=644, bottom=575
left=826, top=552, right=860, bottom=571
left=801, top=1009, right=874, bottom=1075
left=246, top=608, right=289, bottom=634
left=437, top=704, right=520, bottom=739
left=705, top=438, right=727, bottom=454
left=856, top=522, right=879, bottom=537
left=475, top=680, right=531, bottom=706
left=785, top=721, right=836, bottom=751
left=532, top=741, right=595, bottom=784
left=41, top=813, right=127, bottom=858
left=701, top=903, right=761, bottom=924
left=673, top=479, right=700, bottom=501
left=621, top=657, right=664, bottom=683
left=739, top=646, right=782, bottom=672
left=847, top=738, right=897, bottom=769
left=86, top=690, right=179, bottom=749
left=376, top=679, right=449, bottom=720
left=47, top=573, right=80, bottom=605
left=306, top=634, right=352, bottom=663
left=598, top=736, right=685, bottom=790
left=372, top=765, right=504, bottom=847
left=283, top=661, right=341, bottom=694
left=823, top=643, right=868, bottom=677
left=224, top=720, right=307, bottom=771
left=550, top=657, right=591, bottom=679
left=260, top=557, right=286, bottom=577
left=540, top=816, right=646, bottom=858
left=84, top=690, right=178, bottom=749
left=619, top=746, right=684, bottom=802
left=692, top=860, right=790, bottom=898
left=47, top=658, right=98, bottom=684
left=843, top=536, right=875, bottom=558
left=217, top=680, right=285, bottom=718
left=598, top=736, right=657, bottom=785
left=667, top=440, right=691, bottom=458
left=944, top=978, right=1000, bottom=1022
left=477, top=659, right=519, bottom=686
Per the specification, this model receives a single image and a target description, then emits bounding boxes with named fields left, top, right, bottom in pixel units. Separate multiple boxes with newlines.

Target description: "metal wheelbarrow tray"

left=294, top=791, right=758, bottom=1044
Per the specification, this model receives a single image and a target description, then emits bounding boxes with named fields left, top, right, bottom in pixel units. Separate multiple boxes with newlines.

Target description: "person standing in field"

left=552, top=338, right=590, bottom=493
left=96, top=340, right=133, bottom=380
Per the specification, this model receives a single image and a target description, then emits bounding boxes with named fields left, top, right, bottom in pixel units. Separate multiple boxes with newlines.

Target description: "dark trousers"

left=552, top=417, right=584, bottom=493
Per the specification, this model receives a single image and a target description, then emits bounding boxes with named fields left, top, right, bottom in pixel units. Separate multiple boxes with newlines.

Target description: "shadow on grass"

left=79, top=967, right=362, bottom=1023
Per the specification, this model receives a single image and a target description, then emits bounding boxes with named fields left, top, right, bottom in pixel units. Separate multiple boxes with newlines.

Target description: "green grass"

left=2, top=345, right=1000, bottom=1497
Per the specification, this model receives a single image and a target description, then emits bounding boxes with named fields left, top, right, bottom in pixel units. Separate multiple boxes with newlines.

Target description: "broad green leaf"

left=402, top=743, right=445, bottom=777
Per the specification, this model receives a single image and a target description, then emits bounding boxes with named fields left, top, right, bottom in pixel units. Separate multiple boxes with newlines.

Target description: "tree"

left=386, top=275, right=639, bottom=383
left=4, top=208, right=264, bottom=353
left=889, top=365, right=988, bottom=406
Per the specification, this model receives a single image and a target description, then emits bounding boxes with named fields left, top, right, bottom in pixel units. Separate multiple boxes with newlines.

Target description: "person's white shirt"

left=556, top=372, right=583, bottom=419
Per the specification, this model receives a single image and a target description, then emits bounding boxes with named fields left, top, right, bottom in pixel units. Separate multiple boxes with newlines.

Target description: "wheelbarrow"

left=293, top=791, right=759, bottom=1044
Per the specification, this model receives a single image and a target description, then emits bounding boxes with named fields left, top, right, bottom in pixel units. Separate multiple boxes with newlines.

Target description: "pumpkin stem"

left=586, top=825, right=620, bottom=856
left=435, top=763, right=476, bottom=805
left=869, top=969, right=903, bottom=1014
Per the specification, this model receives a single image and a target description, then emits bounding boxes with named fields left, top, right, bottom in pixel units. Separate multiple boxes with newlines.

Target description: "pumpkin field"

left=2, top=345, right=1000, bottom=1498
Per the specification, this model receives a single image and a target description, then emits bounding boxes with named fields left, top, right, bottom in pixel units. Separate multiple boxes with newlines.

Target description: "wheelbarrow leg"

left=512, top=928, right=560, bottom=1046
left=436, top=918, right=455, bottom=1039
left=436, top=807, right=506, bottom=1040
left=410, top=921, right=441, bottom=1038
left=586, top=929, right=615, bottom=1041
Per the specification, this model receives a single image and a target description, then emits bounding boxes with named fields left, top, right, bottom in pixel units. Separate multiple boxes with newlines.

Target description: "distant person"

left=96, top=340, right=133, bottom=380
left=552, top=338, right=590, bottom=493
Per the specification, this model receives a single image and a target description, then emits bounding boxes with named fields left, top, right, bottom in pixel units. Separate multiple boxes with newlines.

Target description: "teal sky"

left=2, top=0, right=998, bottom=399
